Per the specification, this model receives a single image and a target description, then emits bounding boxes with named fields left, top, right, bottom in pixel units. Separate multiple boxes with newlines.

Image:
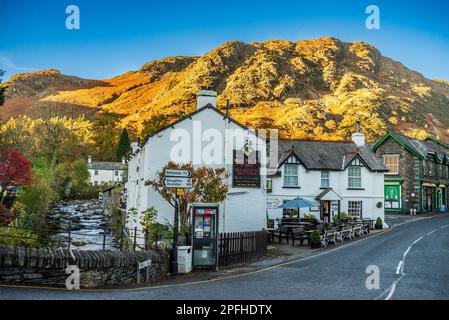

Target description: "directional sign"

left=163, top=177, right=193, bottom=189
left=165, top=169, right=192, bottom=178
left=138, top=259, right=152, bottom=270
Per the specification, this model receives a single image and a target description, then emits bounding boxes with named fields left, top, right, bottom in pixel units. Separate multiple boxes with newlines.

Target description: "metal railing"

left=0, top=213, right=168, bottom=252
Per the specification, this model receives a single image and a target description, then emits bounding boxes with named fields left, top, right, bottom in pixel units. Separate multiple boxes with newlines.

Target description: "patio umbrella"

left=278, top=197, right=319, bottom=209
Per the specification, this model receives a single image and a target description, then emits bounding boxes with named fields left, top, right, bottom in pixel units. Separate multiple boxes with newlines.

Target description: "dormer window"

left=348, top=166, right=362, bottom=189
left=283, top=164, right=299, bottom=188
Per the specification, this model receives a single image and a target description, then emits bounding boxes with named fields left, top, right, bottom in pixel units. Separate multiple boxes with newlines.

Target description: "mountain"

left=2, top=37, right=449, bottom=141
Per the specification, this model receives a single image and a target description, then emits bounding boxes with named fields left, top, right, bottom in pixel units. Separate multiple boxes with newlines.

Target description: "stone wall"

left=0, top=245, right=170, bottom=288
left=374, top=136, right=420, bottom=213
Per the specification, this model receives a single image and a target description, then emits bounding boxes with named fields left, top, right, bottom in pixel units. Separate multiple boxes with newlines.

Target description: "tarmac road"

left=1, top=214, right=448, bottom=300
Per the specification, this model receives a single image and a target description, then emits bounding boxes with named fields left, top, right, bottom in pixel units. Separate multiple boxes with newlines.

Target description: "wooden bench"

left=291, top=227, right=308, bottom=246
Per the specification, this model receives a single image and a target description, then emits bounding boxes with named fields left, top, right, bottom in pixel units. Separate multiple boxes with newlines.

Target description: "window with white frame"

left=283, top=164, right=299, bottom=187
left=94, top=170, right=99, bottom=176
left=321, top=171, right=330, bottom=188
left=348, top=166, right=362, bottom=188
left=383, top=155, right=399, bottom=175
left=348, top=201, right=363, bottom=218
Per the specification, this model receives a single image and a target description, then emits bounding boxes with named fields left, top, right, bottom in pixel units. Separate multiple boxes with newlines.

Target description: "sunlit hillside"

left=2, top=37, right=449, bottom=141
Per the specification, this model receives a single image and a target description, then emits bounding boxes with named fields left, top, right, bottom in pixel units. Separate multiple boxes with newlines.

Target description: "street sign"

left=165, top=169, right=192, bottom=178
left=163, top=177, right=193, bottom=189
left=138, top=259, right=152, bottom=270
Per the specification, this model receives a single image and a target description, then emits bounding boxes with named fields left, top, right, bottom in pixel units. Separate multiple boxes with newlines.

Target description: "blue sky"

left=1, top=0, right=449, bottom=81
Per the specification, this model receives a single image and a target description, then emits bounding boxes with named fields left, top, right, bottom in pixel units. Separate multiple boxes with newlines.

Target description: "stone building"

left=373, top=132, right=449, bottom=214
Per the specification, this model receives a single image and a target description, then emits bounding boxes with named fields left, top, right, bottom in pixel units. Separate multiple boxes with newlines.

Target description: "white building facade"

left=88, top=156, right=125, bottom=186
left=126, top=89, right=267, bottom=237
left=267, top=129, right=387, bottom=224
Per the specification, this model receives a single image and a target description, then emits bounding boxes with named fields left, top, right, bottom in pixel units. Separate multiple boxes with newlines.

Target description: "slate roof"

left=385, top=132, right=449, bottom=161
left=276, top=140, right=388, bottom=172
left=88, top=162, right=125, bottom=171
left=139, top=104, right=250, bottom=151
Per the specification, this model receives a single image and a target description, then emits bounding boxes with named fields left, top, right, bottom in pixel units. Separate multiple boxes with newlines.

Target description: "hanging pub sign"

left=232, top=149, right=261, bottom=188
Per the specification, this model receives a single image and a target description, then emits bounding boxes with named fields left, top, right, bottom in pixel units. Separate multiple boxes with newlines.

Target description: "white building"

left=126, top=88, right=267, bottom=237
left=87, top=156, right=126, bottom=186
left=267, top=127, right=387, bottom=224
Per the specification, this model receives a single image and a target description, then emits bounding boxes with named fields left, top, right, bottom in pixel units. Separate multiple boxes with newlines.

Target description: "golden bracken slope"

left=2, top=37, right=449, bottom=141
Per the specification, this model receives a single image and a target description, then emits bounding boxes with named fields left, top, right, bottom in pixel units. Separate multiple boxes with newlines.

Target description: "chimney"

left=197, top=87, right=217, bottom=110
left=131, top=142, right=139, bottom=154
left=121, top=157, right=126, bottom=165
left=352, top=121, right=366, bottom=147
left=88, top=155, right=92, bottom=164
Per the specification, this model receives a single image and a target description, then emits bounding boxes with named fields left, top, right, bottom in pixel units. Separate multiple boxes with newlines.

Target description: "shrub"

left=0, top=227, right=39, bottom=247
left=310, top=230, right=321, bottom=242
left=340, top=212, right=349, bottom=221
left=376, top=217, right=383, bottom=226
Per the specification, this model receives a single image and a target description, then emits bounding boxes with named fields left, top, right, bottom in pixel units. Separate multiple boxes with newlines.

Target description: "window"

left=94, top=170, right=99, bottom=176
left=284, top=164, right=299, bottom=187
left=383, top=155, right=399, bottom=175
left=348, top=166, right=362, bottom=188
left=429, top=161, right=435, bottom=176
left=348, top=201, right=363, bottom=218
left=115, top=170, right=119, bottom=176
left=321, top=171, right=330, bottom=188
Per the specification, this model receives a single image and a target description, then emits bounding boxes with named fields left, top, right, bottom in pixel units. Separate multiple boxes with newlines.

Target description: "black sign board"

left=232, top=150, right=261, bottom=188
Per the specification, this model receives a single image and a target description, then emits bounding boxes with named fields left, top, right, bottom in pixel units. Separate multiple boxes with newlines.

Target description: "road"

left=1, top=214, right=449, bottom=300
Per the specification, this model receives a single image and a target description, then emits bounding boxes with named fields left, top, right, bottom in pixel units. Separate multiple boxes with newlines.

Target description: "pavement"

left=1, top=213, right=449, bottom=300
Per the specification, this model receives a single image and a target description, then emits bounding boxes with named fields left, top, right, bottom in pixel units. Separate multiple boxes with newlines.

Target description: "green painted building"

left=373, top=132, right=449, bottom=214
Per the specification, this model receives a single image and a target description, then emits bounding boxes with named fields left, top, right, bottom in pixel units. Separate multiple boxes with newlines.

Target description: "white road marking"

left=385, top=283, right=397, bottom=300
left=384, top=223, right=449, bottom=300
left=395, top=261, right=403, bottom=275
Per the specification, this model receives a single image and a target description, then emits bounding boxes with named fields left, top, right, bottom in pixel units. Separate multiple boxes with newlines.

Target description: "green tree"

left=0, top=69, right=5, bottom=107
left=91, top=113, right=120, bottom=161
left=116, top=128, right=131, bottom=161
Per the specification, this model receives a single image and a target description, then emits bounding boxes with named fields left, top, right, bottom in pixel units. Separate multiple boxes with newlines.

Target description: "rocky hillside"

left=2, top=37, right=449, bottom=141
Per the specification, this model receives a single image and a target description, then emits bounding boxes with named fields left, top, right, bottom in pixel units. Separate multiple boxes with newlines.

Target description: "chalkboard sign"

left=232, top=150, right=261, bottom=188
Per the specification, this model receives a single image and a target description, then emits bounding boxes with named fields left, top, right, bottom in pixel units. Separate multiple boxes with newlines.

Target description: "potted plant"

left=309, top=230, right=321, bottom=249
left=375, top=217, right=383, bottom=230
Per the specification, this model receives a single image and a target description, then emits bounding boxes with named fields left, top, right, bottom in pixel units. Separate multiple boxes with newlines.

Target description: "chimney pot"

left=352, top=122, right=365, bottom=147
left=196, top=88, right=217, bottom=110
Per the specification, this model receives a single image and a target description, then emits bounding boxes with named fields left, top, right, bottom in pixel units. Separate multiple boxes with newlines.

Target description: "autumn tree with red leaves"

left=0, top=147, right=32, bottom=186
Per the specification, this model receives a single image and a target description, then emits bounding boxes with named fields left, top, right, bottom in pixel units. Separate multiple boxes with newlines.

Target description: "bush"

left=0, top=227, right=39, bottom=247
left=340, top=212, right=349, bottom=221
left=303, top=214, right=316, bottom=220
left=310, top=230, right=321, bottom=242
left=376, top=217, right=383, bottom=226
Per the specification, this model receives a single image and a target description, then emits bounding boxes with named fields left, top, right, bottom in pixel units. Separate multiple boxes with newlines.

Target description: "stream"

left=49, top=200, right=116, bottom=251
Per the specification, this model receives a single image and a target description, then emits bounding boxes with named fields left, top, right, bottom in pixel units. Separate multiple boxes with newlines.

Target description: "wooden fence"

left=218, top=231, right=267, bottom=267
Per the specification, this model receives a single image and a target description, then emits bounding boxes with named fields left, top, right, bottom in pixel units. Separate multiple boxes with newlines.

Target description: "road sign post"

left=164, top=169, right=192, bottom=275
